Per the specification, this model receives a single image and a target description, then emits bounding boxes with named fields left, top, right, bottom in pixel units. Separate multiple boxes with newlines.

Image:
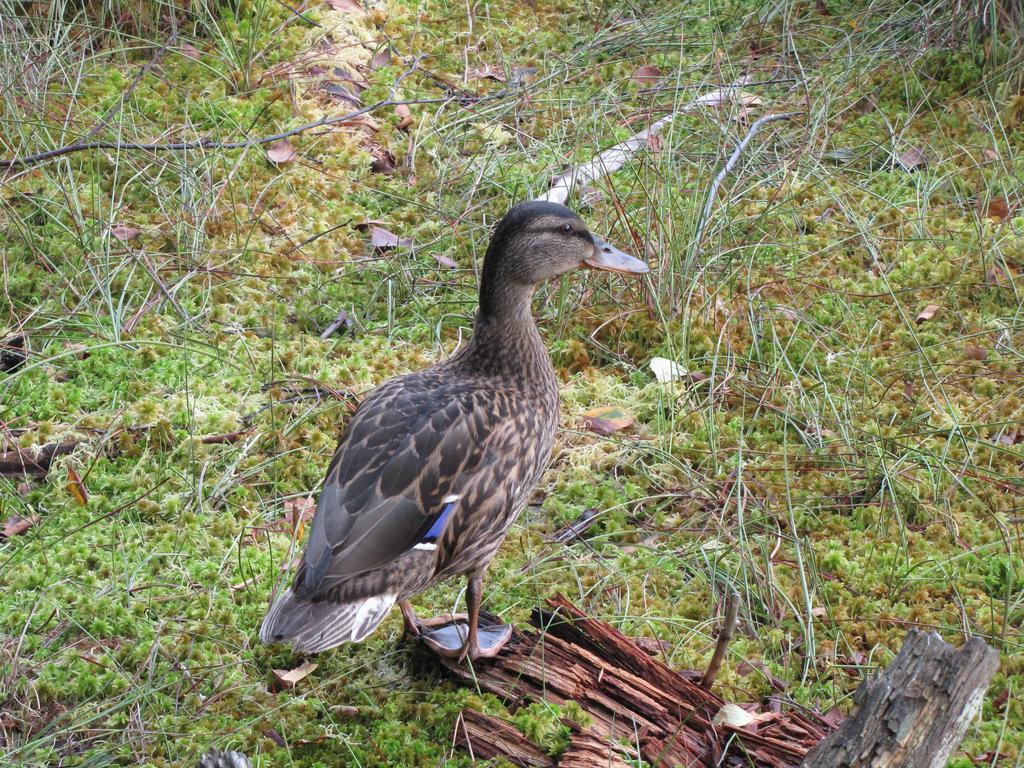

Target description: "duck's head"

left=479, top=201, right=648, bottom=314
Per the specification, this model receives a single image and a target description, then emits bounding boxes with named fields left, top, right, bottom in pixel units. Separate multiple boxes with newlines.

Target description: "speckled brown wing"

left=292, top=371, right=510, bottom=601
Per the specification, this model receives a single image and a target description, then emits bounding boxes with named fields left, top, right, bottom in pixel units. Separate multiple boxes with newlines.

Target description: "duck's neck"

left=455, top=285, right=555, bottom=390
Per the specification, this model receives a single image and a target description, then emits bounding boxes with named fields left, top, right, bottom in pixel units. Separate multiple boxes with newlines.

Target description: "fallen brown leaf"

left=369, top=144, right=396, bottom=174
left=1, top=514, right=38, bottom=538
left=735, top=659, right=786, bottom=691
left=354, top=219, right=386, bottom=230
left=267, top=139, right=297, bottom=165
left=263, top=727, right=287, bottom=746
left=273, top=660, right=318, bottom=690
left=370, top=46, right=392, bottom=70
left=179, top=42, right=202, bottom=60
left=634, top=636, right=673, bottom=656
left=550, top=508, right=599, bottom=545
left=982, top=197, right=1015, bottom=221
left=321, top=82, right=362, bottom=106
left=395, top=104, right=413, bottom=130
left=325, top=0, right=363, bottom=11
left=370, top=226, right=412, bottom=249
left=65, top=343, right=90, bottom=359
left=963, top=343, right=987, bottom=361
left=468, top=65, right=507, bottom=82
left=245, top=496, right=316, bottom=546
left=110, top=225, right=141, bottom=242
left=896, top=146, right=926, bottom=171
left=915, top=304, right=940, bottom=324
left=66, top=467, right=88, bottom=506
left=993, top=688, right=1010, bottom=709
left=632, top=65, right=663, bottom=86
left=583, top=406, right=634, bottom=436
left=821, top=706, right=844, bottom=729
left=284, top=495, right=315, bottom=538
left=432, top=252, right=457, bottom=269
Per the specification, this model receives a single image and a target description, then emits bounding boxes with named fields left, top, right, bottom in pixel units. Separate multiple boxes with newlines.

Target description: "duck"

left=259, top=200, right=649, bottom=661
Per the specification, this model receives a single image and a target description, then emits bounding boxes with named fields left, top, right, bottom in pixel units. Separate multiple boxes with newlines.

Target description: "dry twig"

left=693, top=111, right=798, bottom=247
left=700, top=588, right=741, bottom=690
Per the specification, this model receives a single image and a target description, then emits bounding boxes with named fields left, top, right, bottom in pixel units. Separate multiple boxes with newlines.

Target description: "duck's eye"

left=561, top=223, right=573, bottom=234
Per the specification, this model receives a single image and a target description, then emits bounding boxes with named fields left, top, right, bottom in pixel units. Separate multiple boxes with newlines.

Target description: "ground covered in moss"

left=1, top=0, right=1022, bottom=765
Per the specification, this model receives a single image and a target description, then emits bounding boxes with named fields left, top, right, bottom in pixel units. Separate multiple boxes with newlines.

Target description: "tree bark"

left=443, top=595, right=833, bottom=767
left=799, top=629, right=999, bottom=768
left=0, top=441, right=78, bottom=476
left=453, top=709, right=554, bottom=767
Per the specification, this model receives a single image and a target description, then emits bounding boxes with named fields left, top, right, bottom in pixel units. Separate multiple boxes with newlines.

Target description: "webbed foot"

left=418, top=616, right=512, bottom=661
left=398, top=599, right=467, bottom=638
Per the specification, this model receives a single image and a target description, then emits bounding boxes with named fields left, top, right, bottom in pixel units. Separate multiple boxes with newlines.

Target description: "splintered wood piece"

left=799, top=629, right=999, bottom=768
left=453, top=709, right=554, bottom=767
left=445, top=594, right=833, bottom=767
left=701, top=589, right=741, bottom=689
left=559, top=730, right=633, bottom=768
left=538, top=595, right=724, bottom=718
left=0, top=441, right=78, bottom=476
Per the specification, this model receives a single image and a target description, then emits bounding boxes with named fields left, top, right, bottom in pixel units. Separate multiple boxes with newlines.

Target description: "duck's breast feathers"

left=294, top=373, right=545, bottom=598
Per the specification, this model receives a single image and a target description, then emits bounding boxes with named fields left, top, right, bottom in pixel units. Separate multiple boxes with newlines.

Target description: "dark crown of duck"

left=260, top=200, right=647, bottom=661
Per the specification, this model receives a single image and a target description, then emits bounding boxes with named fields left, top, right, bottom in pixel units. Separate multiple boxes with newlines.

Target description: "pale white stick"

left=536, top=77, right=752, bottom=205
left=693, top=111, right=798, bottom=247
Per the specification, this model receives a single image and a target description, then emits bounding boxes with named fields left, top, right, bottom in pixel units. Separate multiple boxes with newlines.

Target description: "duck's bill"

left=585, top=238, right=650, bottom=274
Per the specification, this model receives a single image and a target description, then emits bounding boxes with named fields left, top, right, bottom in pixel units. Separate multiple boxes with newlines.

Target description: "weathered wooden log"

left=453, top=709, right=554, bottom=767
left=444, top=595, right=834, bottom=767
left=559, top=729, right=634, bottom=768
left=0, top=441, right=78, bottom=476
left=799, top=629, right=999, bottom=768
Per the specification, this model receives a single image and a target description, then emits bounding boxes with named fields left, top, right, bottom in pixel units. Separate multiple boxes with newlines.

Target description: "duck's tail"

left=259, top=588, right=396, bottom=653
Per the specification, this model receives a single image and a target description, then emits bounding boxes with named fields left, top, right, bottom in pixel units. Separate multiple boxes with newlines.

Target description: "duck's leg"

left=399, top=600, right=421, bottom=637
left=459, top=575, right=512, bottom=661
left=419, top=575, right=512, bottom=661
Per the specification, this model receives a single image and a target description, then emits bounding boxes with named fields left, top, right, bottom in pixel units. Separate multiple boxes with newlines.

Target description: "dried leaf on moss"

left=583, top=406, right=634, bottom=436
left=267, top=139, right=297, bottom=164
left=915, top=304, right=940, bottom=324
left=110, top=225, right=141, bottom=242
left=273, top=661, right=318, bottom=690
left=371, top=226, right=412, bottom=249
left=1, top=515, right=38, bottom=538
left=66, top=466, right=88, bottom=506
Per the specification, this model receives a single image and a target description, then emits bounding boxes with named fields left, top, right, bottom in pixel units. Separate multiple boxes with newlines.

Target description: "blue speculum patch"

left=421, top=500, right=457, bottom=544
